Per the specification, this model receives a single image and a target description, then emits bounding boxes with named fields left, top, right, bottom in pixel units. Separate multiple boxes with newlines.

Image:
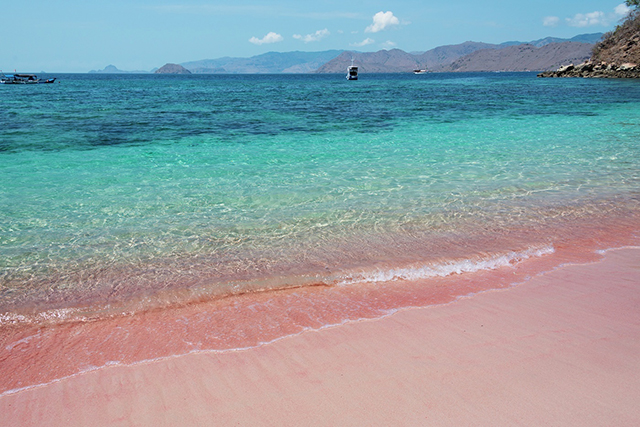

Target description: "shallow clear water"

left=1, top=72, right=639, bottom=317
left=1, top=72, right=640, bottom=395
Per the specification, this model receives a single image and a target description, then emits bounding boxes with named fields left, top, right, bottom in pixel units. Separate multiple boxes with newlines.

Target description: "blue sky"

left=0, top=1, right=632, bottom=72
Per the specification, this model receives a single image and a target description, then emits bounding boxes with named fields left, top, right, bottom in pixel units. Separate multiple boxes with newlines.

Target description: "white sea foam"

left=0, top=307, right=92, bottom=326
left=337, top=244, right=555, bottom=285
left=0, top=245, right=557, bottom=327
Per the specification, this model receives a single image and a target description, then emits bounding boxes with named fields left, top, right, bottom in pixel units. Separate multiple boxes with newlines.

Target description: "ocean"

left=1, top=72, right=639, bottom=394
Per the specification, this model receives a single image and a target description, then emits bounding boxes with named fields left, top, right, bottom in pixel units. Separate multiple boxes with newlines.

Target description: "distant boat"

left=347, top=61, right=358, bottom=80
left=0, top=72, right=56, bottom=84
left=413, top=69, right=428, bottom=74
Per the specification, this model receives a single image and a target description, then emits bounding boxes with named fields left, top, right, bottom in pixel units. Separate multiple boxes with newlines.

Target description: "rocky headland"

left=538, top=61, right=640, bottom=78
left=539, top=9, right=640, bottom=78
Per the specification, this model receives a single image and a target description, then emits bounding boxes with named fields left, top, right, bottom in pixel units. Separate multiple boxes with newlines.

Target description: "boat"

left=413, top=69, right=428, bottom=74
left=346, top=61, right=358, bottom=80
left=0, top=72, right=56, bottom=84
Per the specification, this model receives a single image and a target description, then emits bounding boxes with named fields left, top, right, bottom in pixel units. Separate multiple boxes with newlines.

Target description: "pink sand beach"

left=1, top=247, right=639, bottom=426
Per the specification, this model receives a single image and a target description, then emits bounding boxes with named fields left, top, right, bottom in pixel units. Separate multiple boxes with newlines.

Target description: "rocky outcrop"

left=154, top=63, right=192, bottom=74
left=538, top=61, right=640, bottom=78
left=593, top=33, right=640, bottom=65
left=592, top=11, right=640, bottom=66
left=540, top=10, right=640, bottom=78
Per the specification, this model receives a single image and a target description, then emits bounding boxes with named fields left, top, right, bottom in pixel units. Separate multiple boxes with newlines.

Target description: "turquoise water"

left=1, top=72, right=640, bottom=318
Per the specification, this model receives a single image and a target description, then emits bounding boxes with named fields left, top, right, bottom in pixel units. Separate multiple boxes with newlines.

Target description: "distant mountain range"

left=494, top=32, right=604, bottom=48
left=438, top=42, right=594, bottom=72
left=89, top=64, right=152, bottom=74
left=318, top=33, right=602, bottom=73
left=182, top=50, right=343, bottom=74
left=91, top=33, right=603, bottom=74
left=316, top=49, right=424, bottom=73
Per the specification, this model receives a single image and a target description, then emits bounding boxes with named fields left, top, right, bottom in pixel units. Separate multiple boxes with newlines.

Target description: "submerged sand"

left=2, top=247, right=639, bottom=426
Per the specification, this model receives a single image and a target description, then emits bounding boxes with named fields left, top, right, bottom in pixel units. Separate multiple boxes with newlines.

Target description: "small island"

left=155, top=63, right=192, bottom=74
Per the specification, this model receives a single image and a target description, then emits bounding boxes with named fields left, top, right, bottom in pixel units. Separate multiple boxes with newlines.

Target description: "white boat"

left=347, top=65, right=358, bottom=80
left=413, top=69, right=428, bottom=74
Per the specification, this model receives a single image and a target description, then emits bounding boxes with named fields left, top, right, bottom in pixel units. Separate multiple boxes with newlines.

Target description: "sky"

left=0, top=1, right=633, bottom=72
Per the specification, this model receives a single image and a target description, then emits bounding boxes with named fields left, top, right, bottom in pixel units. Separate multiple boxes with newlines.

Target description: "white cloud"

left=546, top=4, right=631, bottom=29
left=381, top=40, right=397, bottom=49
left=351, top=38, right=375, bottom=47
left=566, top=4, right=630, bottom=28
left=293, top=28, right=330, bottom=43
left=566, top=11, right=606, bottom=27
left=365, top=11, right=400, bottom=33
left=614, top=3, right=631, bottom=17
left=249, top=32, right=284, bottom=45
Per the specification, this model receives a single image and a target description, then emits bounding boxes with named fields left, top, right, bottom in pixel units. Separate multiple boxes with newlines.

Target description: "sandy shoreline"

left=2, top=247, right=639, bottom=426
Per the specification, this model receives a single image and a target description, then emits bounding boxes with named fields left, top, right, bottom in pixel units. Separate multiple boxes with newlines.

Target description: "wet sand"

left=2, top=247, right=639, bottom=426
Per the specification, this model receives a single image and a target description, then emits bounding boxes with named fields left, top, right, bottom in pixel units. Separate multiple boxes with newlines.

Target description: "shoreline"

left=2, top=246, right=639, bottom=426
left=1, top=220, right=635, bottom=396
left=0, top=242, right=563, bottom=399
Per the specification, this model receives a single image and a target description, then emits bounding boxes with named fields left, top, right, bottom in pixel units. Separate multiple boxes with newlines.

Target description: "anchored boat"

left=0, top=72, right=56, bottom=84
left=346, top=65, right=358, bottom=80
left=346, top=59, right=358, bottom=80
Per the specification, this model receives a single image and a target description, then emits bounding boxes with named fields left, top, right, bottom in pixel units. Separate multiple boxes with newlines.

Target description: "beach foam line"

left=1, top=245, right=638, bottom=413
left=0, top=234, right=634, bottom=396
left=0, top=245, right=567, bottom=399
left=0, top=244, right=555, bottom=327
left=337, top=244, right=555, bottom=285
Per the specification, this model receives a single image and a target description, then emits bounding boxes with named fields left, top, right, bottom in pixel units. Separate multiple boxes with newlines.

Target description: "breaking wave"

left=338, top=244, right=555, bottom=285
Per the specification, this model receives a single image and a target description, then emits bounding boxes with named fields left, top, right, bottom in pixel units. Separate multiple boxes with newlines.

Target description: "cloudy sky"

left=0, top=1, right=632, bottom=72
